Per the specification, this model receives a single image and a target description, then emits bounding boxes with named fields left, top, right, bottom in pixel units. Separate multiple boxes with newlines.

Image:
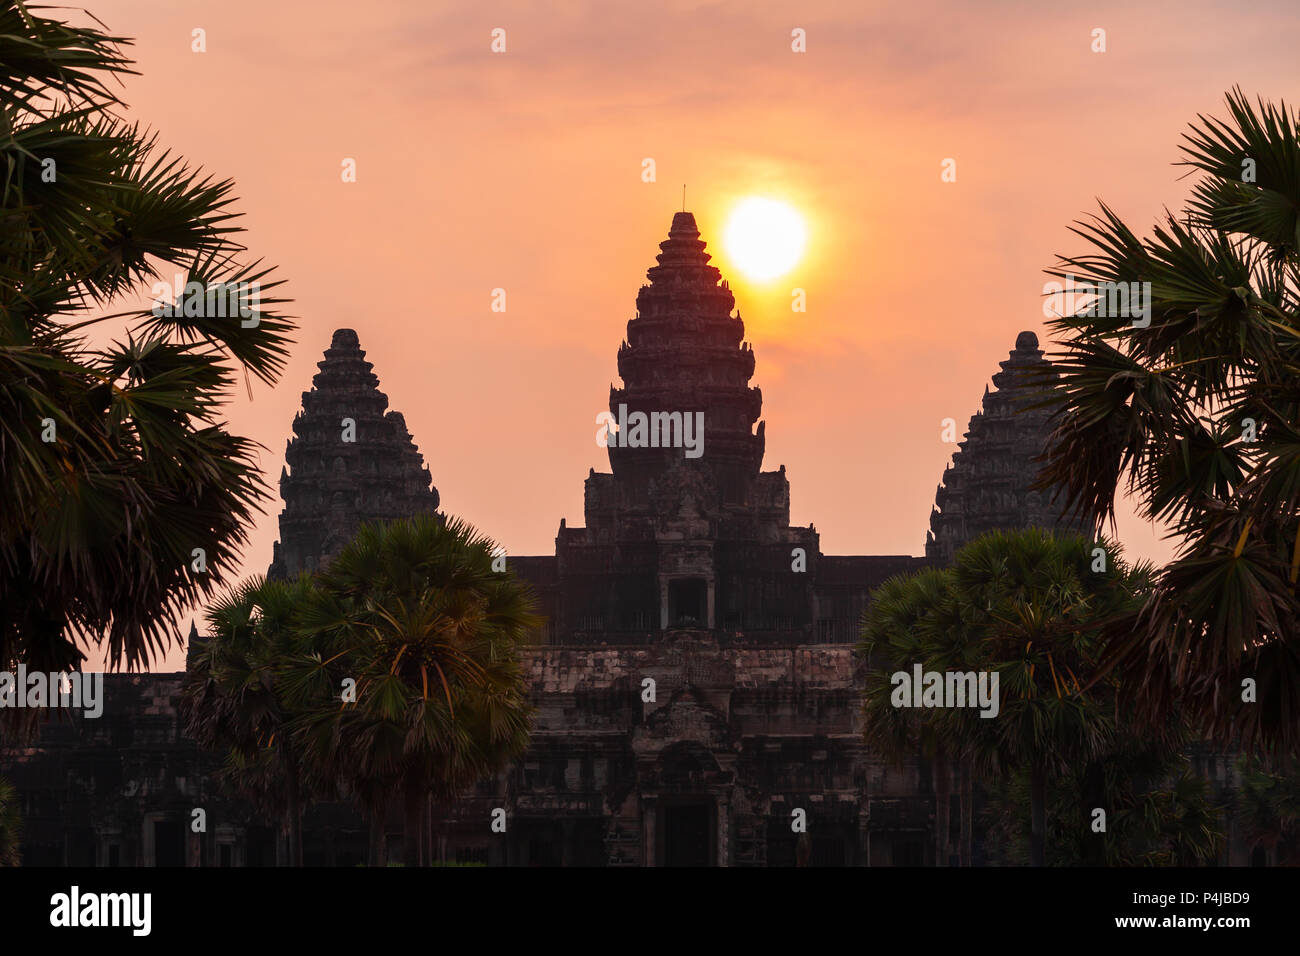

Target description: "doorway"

left=153, top=820, right=185, bottom=867
left=662, top=803, right=713, bottom=866
left=667, top=578, right=706, bottom=628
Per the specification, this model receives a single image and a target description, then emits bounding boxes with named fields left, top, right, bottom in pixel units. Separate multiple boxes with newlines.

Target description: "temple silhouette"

left=256, top=212, right=1078, bottom=866
left=13, top=212, right=1231, bottom=868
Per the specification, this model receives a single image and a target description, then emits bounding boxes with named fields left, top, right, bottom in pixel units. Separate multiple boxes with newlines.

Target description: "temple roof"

left=669, top=211, right=699, bottom=238
left=925, top=330, right=1084, bottom=563
left=606, top=212, right=767, bottom=493
left=268, top=329, right=441, bottom=578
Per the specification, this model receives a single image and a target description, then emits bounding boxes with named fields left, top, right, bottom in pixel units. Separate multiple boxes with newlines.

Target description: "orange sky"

left=83, top=0, right=1299, bottom=670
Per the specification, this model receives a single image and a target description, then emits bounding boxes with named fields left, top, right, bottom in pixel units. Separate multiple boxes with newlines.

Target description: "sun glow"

left=724, top=197, right=807, bottom=281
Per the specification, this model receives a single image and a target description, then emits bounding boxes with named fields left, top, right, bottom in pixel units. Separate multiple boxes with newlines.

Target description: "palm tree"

left=864, top=529, right=1153, bottom=866
left=0, top=776, right=20, bottom=866
left=1036, top=89, right=1300, bottom=755
left=284, top=515, right=538, bottom=867
left=860, top=568, right=960, bottom=865
left=1, top=0, right=295, bottom=672
left=181, top=576, right=318, bottom=865
left=981, top=746, right=1222, bottom=866
left=1109, top=768, right=1223, bottom=866
left=952, top=530, right=1156, bottom=865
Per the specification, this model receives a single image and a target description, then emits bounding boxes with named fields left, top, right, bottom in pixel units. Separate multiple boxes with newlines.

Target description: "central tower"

left=608, top=211, right=765, bottom=501
left=552, top=212, right=819, bottom=641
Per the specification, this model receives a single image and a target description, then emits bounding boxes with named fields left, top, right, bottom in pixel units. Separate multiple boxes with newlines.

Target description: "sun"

left=724, top=197, right=807, bottom=282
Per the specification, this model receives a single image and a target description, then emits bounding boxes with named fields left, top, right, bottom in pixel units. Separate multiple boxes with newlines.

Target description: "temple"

left=515, top=212, right=922, bottom=648
left=926, top=330, right=1086, bottom=564
left=11, top=213, right=1253, bottom=867
left=461, top=212, right=926, bottom=865
left=268, top=328, right=441, bottom=579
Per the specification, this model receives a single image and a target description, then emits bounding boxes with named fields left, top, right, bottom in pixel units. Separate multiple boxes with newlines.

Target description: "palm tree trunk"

left=283, top=745, right=303, bottom=867
left=1030, top=759, right=1047, bottom=867
left=403, top=780, right=424, bottom=867
left=368, top=800, right=387, bottom=867
left=430, top=797, right=448, bottom=865
left=933, top=747, right=951, bottom=867
left=958, top=758, right=972, bottom=867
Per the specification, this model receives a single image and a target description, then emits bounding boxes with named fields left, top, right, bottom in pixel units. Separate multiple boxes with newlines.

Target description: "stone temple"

left=252, top=211, right=1076, bottom=866
left=13, top=212, right=1216, bottom=868
left=269, top=327, right=441, bottom=579
left=926, top=330, right=1088, bottom=564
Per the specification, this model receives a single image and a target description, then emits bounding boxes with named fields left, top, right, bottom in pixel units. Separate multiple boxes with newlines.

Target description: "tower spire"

left=268, top=329, right=441, bottom=579
left=607, top=212, right=764, bottom=488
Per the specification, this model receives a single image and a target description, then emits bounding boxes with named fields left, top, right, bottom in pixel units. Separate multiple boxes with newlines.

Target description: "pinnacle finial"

left=331, top=328, right=360, bottom=350
left=1015, top=330, right=1039, bottom=351
left=669, top=210, right=699, bottom=238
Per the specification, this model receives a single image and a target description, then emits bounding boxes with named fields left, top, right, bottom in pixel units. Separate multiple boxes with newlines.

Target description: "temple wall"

left=4, top=660, right=1263, bottom=867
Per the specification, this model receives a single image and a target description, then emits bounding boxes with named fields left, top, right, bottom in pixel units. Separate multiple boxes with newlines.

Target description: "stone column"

left=642, top=795, right=657, bottom=867
left=96, top=827, right=121, bottom=868
left=141, top=812, right=162, bottom=867
left=706, top=577, right=716, bottom=629
left=560, top=819, right=574, bottom=867
left=716, top=797, right=729, bottom=867
left=659, top=578, right=670, bottom=630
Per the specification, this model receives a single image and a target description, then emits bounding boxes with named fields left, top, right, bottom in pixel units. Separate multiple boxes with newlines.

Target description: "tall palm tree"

left=951, top=531, right=1156, bottom=865
left=951, top=532, right=1103, bottom=864
left=1036, top=89, right=1300, bottom=755
left=181, top=576, right=318, bottom=865
left=864, top=529, right=1153, bottom=866
left=860, top=568, right=959, bottom=866
left=1, top=0, right=295, bottom=672
left=283, top=516, right=537, bottom=867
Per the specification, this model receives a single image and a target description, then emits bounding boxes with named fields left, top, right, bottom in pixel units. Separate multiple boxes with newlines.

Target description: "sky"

left=81, top=0, right=1300, bottom=670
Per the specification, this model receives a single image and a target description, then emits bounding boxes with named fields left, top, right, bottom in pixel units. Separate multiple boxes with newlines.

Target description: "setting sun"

left=724, top=197, right=807, bottom=281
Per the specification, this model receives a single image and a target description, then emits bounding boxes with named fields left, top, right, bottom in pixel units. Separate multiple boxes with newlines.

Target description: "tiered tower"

left=607, top=211, right=765, bottom=498
left=925, top=330, right=1082, bottom=564
left=269, top=328, right=440, bottom=578
left=552, top=212, right=819, bottom=639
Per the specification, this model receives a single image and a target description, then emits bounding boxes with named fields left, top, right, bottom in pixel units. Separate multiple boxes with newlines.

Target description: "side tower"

left=926, top=330, right=1085, bottom=564
left=269, top=328, right=441, bottom=578
left=554, top=211, right=819, bottom=640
